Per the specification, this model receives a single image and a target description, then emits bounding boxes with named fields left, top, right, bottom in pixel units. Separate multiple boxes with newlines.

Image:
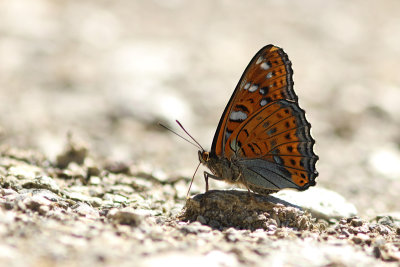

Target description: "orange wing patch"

left=212, top=45, right=297, bottom=156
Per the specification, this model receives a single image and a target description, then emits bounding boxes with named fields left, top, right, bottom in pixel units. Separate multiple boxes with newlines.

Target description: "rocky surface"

left=1, top=0, right=400, bottom=266
left=1, top=146, right=400, bottom=266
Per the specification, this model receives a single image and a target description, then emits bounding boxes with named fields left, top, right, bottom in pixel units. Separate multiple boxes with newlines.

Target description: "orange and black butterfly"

left=196, top=44, right=318, bottom=195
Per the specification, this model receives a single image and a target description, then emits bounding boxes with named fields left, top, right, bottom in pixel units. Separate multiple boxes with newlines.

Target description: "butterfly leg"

left=241, top=178, right=257, bottom=203
left=247, top=188, right=257, bottom=202
left=203, top=171, right=223, bottom=192
left=204, top=171, right=209, bottom=192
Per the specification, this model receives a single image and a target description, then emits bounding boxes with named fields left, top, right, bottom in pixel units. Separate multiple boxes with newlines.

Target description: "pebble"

left=72, top=202, right=100, bottom=218
left=55, top=135, right=88, bottom=169
left=22, top=175, right=61, bottom=193
left=107, top=207, right=142, bottom=226
left=0, top=188, right=18, bottom=196
left=350, top=218, right=364, bottom=227
left=8, top=165, right=42, bottom=180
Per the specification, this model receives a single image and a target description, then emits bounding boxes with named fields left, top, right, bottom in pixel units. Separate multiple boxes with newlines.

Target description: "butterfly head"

left=198, top=150, right=210, bottom=164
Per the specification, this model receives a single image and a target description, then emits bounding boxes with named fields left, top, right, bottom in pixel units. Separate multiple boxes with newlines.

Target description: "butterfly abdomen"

left=204, top=153, right=282, bottom=194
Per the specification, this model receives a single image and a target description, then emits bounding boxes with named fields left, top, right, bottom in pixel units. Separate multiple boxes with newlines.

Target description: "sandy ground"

left=1, top=0, right=400, bottom=218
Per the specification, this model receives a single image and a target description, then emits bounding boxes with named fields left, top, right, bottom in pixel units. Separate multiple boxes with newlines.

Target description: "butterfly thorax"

left=198, top=150, right=241, bottom=183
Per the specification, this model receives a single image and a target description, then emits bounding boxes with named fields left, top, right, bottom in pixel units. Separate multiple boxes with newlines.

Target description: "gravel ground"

left=1, top=0, right=400, bottom=266
left=0, top=145, right=400, bottom=266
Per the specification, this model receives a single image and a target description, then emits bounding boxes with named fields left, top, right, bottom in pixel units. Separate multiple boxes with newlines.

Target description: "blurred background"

left=1, top=0, right=400, bottom=217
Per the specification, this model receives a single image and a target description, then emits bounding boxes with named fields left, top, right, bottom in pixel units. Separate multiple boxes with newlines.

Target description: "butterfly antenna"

left=158, top=122, right=201, bottom=150
left=175, top=120, right=205, bottom=151
left=187, top=161, right=201, bottom=198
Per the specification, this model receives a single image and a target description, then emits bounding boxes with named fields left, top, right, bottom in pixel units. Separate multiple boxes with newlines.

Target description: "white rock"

left=273, top=187, right=357, bottom=220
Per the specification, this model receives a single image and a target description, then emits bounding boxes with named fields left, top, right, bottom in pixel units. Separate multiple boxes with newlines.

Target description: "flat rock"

left=180, top=190, right=323, bottom=231
left=273, top=187, right=357, bottom=220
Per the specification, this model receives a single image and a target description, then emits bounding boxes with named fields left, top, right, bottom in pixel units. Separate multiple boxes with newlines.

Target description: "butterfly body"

left=198, top=45, right=318, bottom=196
left=199, top=150, right=279, bottom=195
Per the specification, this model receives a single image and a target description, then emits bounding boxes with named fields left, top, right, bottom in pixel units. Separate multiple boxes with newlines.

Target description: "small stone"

left=373, top=246, right=381, bottom=259
left=351, top=218, right=363, bottom=227
left=59, top=162, right=87, bottom=181
left=67, top=191, right=94, bottom=203
left=377, top=225, right=391, bottom=235
left=23, top=195, right=53, bottom=212
left=297, top=216, right=310, bottom=230
left=22, top=176, right=60, bottom=193
left=38, top=205, right=50, bottom=215
left=224, top=228, right=240, bottom=242
left=377, top=216, right=393, bottom=226
left=196, top=215, right=207, bottom=224
left=85, top=158, right=101, bottom=177
left=373, top=236, right=386, bottom=246
left=2, top=202, right=14, bottom=210
left=0, top=188, right=17, bottom=196
left=257, top=214, right=267, bottom=221
left=352, top=236, right=362, bottom=244
left=353, top=225, right=369, bottom=234
left=48, top=209, right=67, bottom=221
left=267, top=224, right=277, bottom=232
left=369, top=223, right=378, bottom=231
left=90, top=197, right=103, bottom=208
left=56, top=134, right=88, bottom=168
left=341, top=229, right=351, bottom=237
left=326, top=228, right=337, bottom=235
left=107, top=207, right=142, bottom=226
left=104, top=161, right=130, bottom=174
left=72, top=202, right=99, bottom=218
left=353, top=233, right=369, bottom=245
left=181, top=221, right=212, bottom=234
left=8, top=165, right=42, bottom=180
left=89, top=176, right=101, bottom=185
left=269, top=219, right=278, bottom=226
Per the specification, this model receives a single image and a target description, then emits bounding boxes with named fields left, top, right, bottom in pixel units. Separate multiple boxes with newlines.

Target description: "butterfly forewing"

left=212, top=45, right=298, bottom=156
left=208, top=44, right=318, bottom=192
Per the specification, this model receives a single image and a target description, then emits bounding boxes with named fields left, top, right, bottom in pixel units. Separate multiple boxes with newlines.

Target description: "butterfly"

left=197, top=44, right=318, bottom=195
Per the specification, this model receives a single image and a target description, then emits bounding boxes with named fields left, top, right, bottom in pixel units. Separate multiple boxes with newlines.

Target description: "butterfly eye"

left=198, top=151, right=210, bottom=163
left=202, top=152, right=210, bottom=162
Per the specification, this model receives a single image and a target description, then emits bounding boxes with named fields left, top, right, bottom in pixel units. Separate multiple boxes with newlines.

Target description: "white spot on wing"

left=230, top=111, right=247, bottom=121
left=256, top=56, right=263, bottom=64
left=244, top=82, right=251, bottom=90
left=260, top=62, right=270, bottom=70
left=260, top=99, right=267, bottom=106
left=266, top=72, right=273, bottom=79
left=249, top=84, right=258, bottom=92
left=273, top=155, right=283, bottom=164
